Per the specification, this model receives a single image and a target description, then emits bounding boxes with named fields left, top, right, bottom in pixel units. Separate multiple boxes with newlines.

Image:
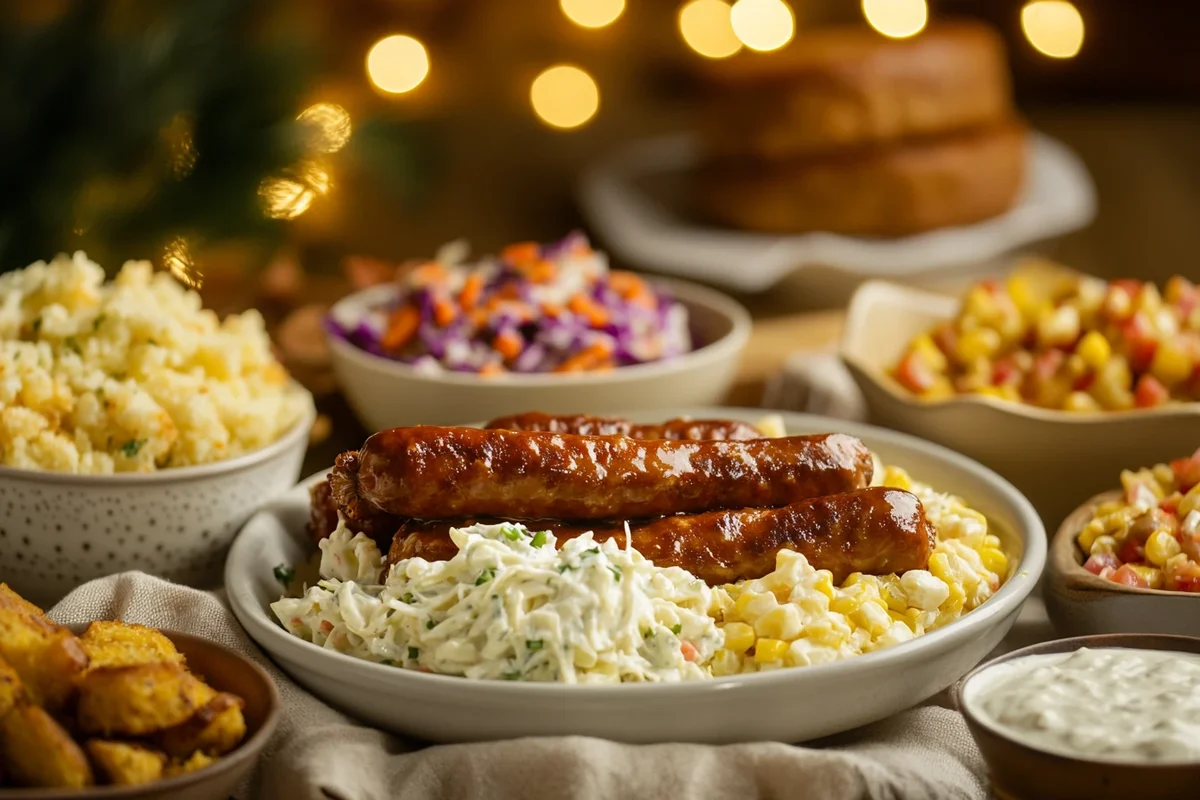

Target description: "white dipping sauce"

left=966, top=647, right=1200, bottom=763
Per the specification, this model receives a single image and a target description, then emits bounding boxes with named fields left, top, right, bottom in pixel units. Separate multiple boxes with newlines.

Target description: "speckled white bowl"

left=0, top=405, right=314, bottom=607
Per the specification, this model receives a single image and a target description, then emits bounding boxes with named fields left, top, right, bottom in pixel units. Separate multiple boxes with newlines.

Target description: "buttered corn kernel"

left=1146, top=529, right=1182, bottom=567
left=980, top=548, right=1008, bottom=575
left=721, top=622, right=755, bottom=655
left=732, top=591, right=777, bottom=623
left=754, top=639, right=788, bottom=663
left=754, top=605, right=804, bottom=641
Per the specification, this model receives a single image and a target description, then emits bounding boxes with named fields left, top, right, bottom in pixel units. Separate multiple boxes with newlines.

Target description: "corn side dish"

left=1076, top=450, right=1200, bottom=592
left=891, top=261, right=1200, bottom=411
left=0, top=252, right=312, bottom=473
left=273, top=465, right=1008, bottom=682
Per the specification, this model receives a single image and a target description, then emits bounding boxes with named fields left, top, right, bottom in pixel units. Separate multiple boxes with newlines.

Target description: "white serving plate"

left=225, top=408, right=1045, bottom=744
left=577, top=132, right=1095, bottom=294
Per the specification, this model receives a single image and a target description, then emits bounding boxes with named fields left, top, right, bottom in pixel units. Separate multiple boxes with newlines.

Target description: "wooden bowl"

left=0, top=628, right=280, bottom=799
left=1044, top=490, right=1200, bottom=637
left=958, top=634, right=1200, bottom=800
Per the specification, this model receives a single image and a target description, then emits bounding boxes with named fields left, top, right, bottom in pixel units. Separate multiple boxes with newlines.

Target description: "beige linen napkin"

left=48, top=572, right=989, bottom=800
left=762, top=349, right=868, bottom=423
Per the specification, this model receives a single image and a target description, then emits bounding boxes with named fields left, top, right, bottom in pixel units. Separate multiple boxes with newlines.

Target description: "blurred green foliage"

left=0, top=0, right=434, bottom=274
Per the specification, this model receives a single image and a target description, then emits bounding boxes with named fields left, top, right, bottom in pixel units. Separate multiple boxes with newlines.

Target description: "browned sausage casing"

left=385, top=487, right=933, bottom=584
left=331, top=427, right=874, bottom=522
left=484, top=412, right=765, bottom=441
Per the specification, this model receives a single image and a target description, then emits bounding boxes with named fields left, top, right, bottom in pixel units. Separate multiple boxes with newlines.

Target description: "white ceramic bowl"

left=326, top=277, right=752, bottom=431
left=839, top=279, right=1200, bottom=529
left=0, top=405, right=314, bottom=607
left=226, top=407, right=1045, bottom=744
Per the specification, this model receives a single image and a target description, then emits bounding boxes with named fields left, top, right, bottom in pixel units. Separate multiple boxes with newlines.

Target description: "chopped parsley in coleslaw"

left=326, top=233, right=692, bottom=375
left=271, top=522, right=723, bottom=683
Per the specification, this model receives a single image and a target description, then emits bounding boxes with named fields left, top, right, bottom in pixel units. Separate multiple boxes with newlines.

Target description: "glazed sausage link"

left=334, top=427, right=874, bottom=521
left=385, top=487, right=933, bottom=584
left=483, top=412, right=766, bottom=441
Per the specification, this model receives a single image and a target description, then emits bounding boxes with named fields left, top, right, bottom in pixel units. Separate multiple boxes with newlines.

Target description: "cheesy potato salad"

left=0, top=252, right=312, bottom=473
left=275, top=466, right=1007, bottom=682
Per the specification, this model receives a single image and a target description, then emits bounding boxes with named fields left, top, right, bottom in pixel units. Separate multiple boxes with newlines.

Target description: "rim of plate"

left=0, top=398, right=315, bottom=486
left=325, top=276, right=753, bottom=387
left=228, top=408, right=1046, bottom=694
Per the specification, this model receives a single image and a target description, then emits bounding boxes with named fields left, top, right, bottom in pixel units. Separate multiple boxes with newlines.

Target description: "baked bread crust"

left=694, top=122, right=1028, bottom=237
left=697, top=21, right=1013, bottom=161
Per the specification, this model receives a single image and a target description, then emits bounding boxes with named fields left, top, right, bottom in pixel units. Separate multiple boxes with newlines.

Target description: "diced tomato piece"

left=680, top=641, right=699, bottom=662
left=1111, top=564, right=1149, bottom=588
left=1073, top=372, right=1096, bottom=392
left=980, top=279, right=1001, bottom=295
left=1034, top=349, right=1065, bottom=381
left=1171, top=456, right=1200, bottom=492
left=1118, top=538, right=1145, bottom=564
left=1113, top=279, right=1144, bottom=298
left=1098, top=566, right=1116, bottom=580
left=1134, top=375, right=1170, bottom=408
left=894, top=351, right=937, bottom=394
left=992, top=357, right=1022, bottom=387
left=1167, top=560, right=1200, bottom=592
left=1161, top=495, right=1182, bottom=516
left=1172, top=576, right=1200, bottom=593
left=1121, top=313, right=1159, bottom=371
left=1084, top=553, right=1121, bottom=575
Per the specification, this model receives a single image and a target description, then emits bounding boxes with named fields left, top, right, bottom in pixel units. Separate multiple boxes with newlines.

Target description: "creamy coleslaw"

left=271, top=522, right=723, bottom=683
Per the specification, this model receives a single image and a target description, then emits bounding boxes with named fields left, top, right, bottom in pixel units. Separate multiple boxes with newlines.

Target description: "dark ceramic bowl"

left=0, top=627, right=280, bottom=799
left=957, top=634, right=1200, bottom=800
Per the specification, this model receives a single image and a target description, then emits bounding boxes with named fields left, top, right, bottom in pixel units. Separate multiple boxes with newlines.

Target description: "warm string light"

left=862, top=0, right=927, bottom=39
left=366, top=34, right=430, bottom=94
left=162, top=114, right=196, bottom=180
left=729, top=0, right=795, bottom=53
left=1021, top=0, right=1084, bottom=58
left=259, top=161, right=331, bottom=220
left=560, top=0, right=625, bottom=29
left=678, top=0, right=743, bottom=59
left=298, top=103, right=352, bottom=153
left=530, top=65, right=600, bottom=130
left=162, top=236, right=203, bottom=289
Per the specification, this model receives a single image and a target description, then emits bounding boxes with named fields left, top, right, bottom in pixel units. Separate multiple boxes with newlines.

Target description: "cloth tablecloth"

left=43, top=352, right=1055, bottom=800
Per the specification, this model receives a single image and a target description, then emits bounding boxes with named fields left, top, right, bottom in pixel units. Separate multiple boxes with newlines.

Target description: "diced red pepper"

left=1118, top=538, right=1145, bottom=564
left=1134, top=374, right=1170, bottom=408
left=1168, top=561, right=1200, bottom=592
left=1112, top=279, right=1143, bottom=298
left=680, top=641, right=699, bottom=662
left=1111, top=564, right=1149, bottom=588
left=992, top=356, right=1022, bottom=387
left=1083, top=552, right=1120, bottom=575
left=895, top=351, right=937, bottom=394
left=980, top=279, right=1001, bottom=295
left=1073, top=372, right=1096, bottom=392
left=1170, top=455, right=1200, bottom=492
left=1121, top=313, right=1159, bottom=371
left=1160, top=495, right=1182, bottom=516
left=932, top=324, right=958, bottom=359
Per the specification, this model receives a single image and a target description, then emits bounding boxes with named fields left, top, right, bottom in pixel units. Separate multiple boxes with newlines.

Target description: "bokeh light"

left=258, top=162, right=330, bottom=220
left=1021, top=0, right=1084, bottom=59
left=678, top=0, right=743, bottom=59
left=366, top=35, right=430, bottom=94
left=162, top=236, right=202, bottom=289
left=862, top=0, right=928, bottom=39
left=298, top=103, right=352, bottom=153
left=730, top=0, right=795, bottom=53
left=560, top=0, right=625, bottom=29
left=530, top=65, right=600, bottom=130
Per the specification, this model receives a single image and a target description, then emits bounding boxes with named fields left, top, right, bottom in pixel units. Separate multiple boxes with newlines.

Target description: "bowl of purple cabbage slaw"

left=325, top=235, right=751, bottom=430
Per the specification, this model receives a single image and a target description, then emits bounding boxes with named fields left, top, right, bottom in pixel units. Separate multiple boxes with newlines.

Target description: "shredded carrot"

left=609, top=271, right=648, bottom=298
left=459, top=273, right=484, bottom=311
left=540, top=302, right=562, bottom=318
left=493, top=329, right=524, bottom=360
left=381, top=305, right=420, bottom=351
left=433, top=296, right=457, bottom=327
left=410, top=261, right=446, bottom=286
left=479, top=362, right=506, bottom=377
left=553, top=341, right=611, bottom=372
left=568, top=294, right=609, bottom=327
left=501, top=242, right=540, bottom=265
left=525, top=259, right=556, bottom=283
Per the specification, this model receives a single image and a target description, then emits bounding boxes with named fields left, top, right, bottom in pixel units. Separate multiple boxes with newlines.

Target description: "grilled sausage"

left=308, top=478, right=402, bottom=548
left=331, top=427, right=874, bottom=522
left=385, top=487, right=933, bottom=584
left=484, top=412, right=765, bottom=441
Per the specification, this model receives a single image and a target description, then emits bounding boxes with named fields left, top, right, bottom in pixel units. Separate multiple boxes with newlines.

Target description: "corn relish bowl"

left=226, top=407, right=1045, bottom=744
left=839, top=262, right=1200, bottom=527
left=325, top=235, right=751, bottom=430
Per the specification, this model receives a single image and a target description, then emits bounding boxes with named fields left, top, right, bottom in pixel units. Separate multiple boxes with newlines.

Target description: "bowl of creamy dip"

left=958, top=635, right=1200, bottom=800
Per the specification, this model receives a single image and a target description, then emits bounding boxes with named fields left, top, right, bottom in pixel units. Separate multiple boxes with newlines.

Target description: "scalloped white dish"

left=577, top=132, right=1095, bottom=294
left=225, top=408, right=1044, bottom=744
left=838, top=280, right=1200, bottom=528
